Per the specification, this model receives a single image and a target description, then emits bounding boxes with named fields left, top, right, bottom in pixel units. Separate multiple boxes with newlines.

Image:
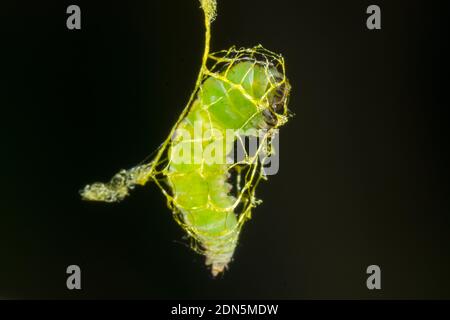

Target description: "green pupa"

left=81, top=0, right=292, bottom=276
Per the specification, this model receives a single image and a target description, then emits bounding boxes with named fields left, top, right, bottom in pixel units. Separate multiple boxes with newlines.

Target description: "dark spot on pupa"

left=271, top=81, right=290, bottom=115
left=262, top=109, right=277, bottom=127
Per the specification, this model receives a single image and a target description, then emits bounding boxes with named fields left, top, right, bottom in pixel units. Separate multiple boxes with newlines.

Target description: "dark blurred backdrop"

left=1, top=0, right=449, bottom=298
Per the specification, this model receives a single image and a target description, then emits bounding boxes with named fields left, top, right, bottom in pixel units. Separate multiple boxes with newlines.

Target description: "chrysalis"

left=81, top=0, right=292, bottom=277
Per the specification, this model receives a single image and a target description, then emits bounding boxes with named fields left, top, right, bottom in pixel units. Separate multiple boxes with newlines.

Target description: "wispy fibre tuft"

left=199, top=0, right=217, bottom=22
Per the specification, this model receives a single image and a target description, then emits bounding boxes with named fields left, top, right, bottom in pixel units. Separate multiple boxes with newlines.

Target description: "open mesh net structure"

left=80, top=0, right=291, bottom=274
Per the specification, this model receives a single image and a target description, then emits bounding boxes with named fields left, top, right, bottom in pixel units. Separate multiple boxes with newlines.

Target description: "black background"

left=1, top=0, right=449, bottom=299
